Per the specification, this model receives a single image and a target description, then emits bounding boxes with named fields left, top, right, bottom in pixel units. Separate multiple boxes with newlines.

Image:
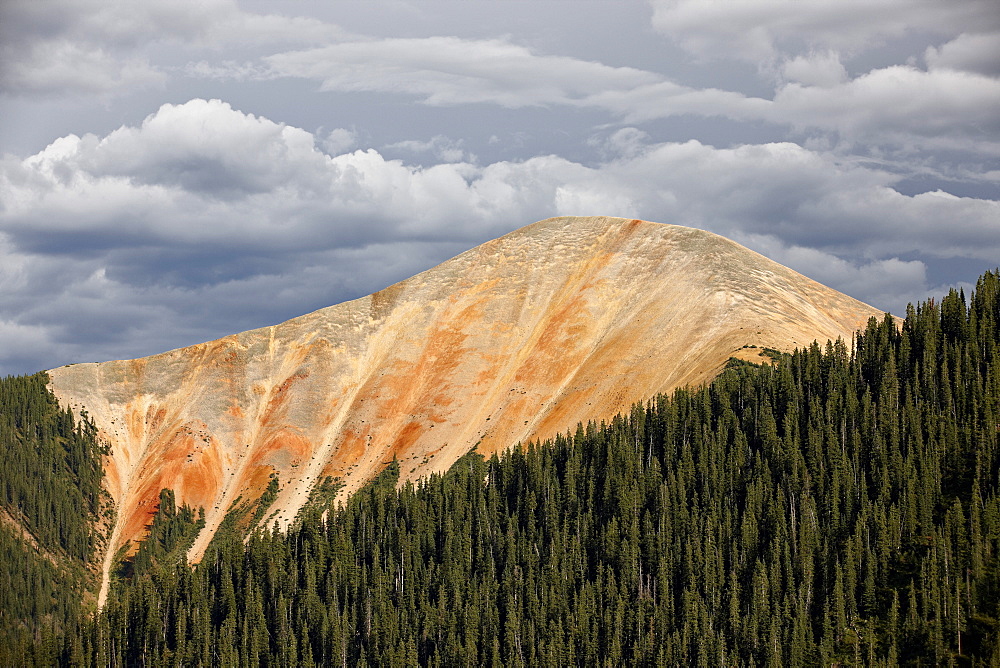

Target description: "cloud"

left=926, top=32, right=1000, bottom=76
left=769, top=66, right=1000, bottom=153
left=0, top=30, right=164, bottom=95
left=251, top=31, right=1000, bottom=163
left=0, top=99, right=571, bottom=256
left=259, top=35, right=765, bottom=127
left=183, top=60, right=269, bottom=82
left=781, top=51, right=848, bottom=87
left=1, top=99, right=996, bottom=374
left=384, top=135, right=474, bottom=163
left=6, top=101, right=996, bottom=262
left=588, top=66, right=1000, bottom=160
left=321, top=128, right=359, bottom=155
left=0, top=0, right=340, bottom=96
left=263, top=36, right=660, bottom=107
left=81, top=98, right=331, bottom=198
left=590, top=128, right=652, bottom=160
left=649, top=0, right=1000, bottom=64
left=580, top=80, right=767, bottom=124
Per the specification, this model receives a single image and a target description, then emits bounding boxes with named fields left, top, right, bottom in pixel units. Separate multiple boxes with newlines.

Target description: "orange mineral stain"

left=46, top=216, right=891, bottom=607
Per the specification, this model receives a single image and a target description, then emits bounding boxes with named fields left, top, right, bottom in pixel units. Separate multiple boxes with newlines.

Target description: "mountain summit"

left=47, top=216, right=886, bottom=601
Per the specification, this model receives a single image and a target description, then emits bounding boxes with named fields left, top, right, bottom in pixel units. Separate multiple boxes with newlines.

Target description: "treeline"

left=0, top=372, right=107, bottom=664
left=74, top=270, right=1000, bottom=666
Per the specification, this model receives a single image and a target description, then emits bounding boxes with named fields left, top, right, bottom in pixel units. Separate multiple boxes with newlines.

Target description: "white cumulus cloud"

left=2, top=98, right=997, bottom=377
left=925, top=32, right=1000, bottom=75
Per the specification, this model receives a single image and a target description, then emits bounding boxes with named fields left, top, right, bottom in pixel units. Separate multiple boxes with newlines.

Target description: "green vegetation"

left=4, top=271, right=1000, bottom=665
left=120, top=489, right=204, bottom=580
left=0, top=372, right=107, bottom=664
left=295, top=474, right=342, bottom=523
left=77, top=270, right=1000, bottom=665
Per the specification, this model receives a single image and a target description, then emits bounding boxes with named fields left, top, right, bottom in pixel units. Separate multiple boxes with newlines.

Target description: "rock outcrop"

left=47, top=216, right=888, bottom=603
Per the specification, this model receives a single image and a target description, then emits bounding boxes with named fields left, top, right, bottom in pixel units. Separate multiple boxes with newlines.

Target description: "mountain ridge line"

left=45, top=215, right=888, bottom=606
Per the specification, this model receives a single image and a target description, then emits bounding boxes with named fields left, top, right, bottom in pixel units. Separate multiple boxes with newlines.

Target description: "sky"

left=0, top=0, right=998, bottom=376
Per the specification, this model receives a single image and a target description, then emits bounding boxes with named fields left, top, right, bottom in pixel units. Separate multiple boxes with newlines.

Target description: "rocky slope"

left=47, top=216, right=888, bottom=603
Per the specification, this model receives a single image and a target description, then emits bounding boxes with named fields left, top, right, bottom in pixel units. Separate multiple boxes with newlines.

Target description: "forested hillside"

left=0, top=373, right=107, bottom=664
left=4, top=271, right=999, bottom=666
left=74, top=270, right=1000, bottom=666
left=46, top=217, right=884, bottom=564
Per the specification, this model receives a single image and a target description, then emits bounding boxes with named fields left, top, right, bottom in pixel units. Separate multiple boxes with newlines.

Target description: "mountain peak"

left=47, top=216, right=885, bottom=604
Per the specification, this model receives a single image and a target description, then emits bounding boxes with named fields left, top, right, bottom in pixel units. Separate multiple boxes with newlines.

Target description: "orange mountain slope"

left=47, top=216, right=888, bottom=603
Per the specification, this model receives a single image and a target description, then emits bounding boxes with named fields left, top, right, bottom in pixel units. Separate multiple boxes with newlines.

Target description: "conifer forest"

left=2, top=270, right=1000, bottom=666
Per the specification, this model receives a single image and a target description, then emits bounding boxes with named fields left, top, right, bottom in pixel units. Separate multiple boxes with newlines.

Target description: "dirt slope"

left=47, top=216, right=887, bottom=604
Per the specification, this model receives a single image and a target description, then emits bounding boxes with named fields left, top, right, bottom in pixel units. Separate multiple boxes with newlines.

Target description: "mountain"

left=45, top=216, right=887, bottom=603
left=92, top=275, right=1000, bottom=666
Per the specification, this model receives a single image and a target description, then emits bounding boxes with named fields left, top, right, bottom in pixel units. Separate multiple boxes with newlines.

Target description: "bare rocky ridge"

left=47, top=216, right=887, bottom=605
